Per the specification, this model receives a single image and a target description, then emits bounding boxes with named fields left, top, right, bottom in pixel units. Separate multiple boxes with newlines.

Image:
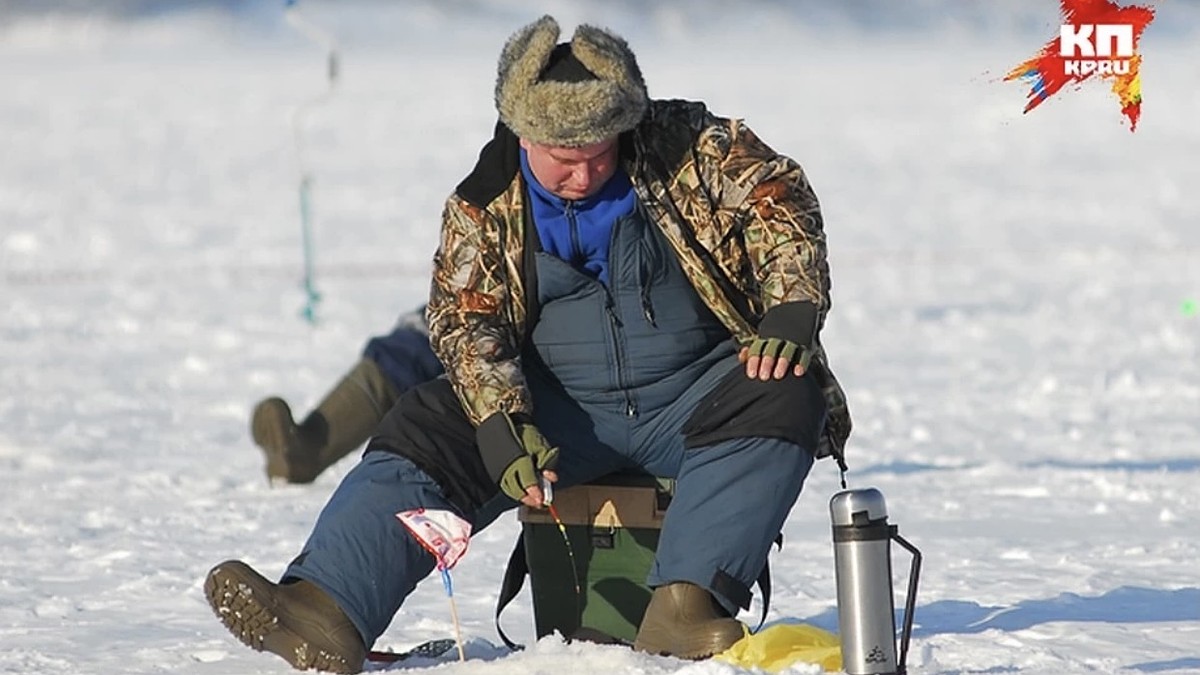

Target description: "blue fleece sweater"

left=520, top=149, right=636, bottom=286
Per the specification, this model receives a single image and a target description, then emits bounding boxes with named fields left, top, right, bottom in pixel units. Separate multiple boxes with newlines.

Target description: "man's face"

left=520, top=137, right=620, bottom=201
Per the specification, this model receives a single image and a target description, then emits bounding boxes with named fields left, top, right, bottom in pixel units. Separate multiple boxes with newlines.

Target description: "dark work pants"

left=283, top=354, right=817, bottom=646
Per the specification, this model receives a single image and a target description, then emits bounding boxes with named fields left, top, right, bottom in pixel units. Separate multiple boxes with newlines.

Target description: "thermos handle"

left=890, top=529, right=922, bottom=675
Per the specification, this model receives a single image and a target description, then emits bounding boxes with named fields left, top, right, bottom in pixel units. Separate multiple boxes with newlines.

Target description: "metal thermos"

left=830, top=488, right=922, bottom=675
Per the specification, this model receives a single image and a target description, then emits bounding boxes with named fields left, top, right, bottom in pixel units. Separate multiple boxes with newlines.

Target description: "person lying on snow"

left=249, top=305, right=442, bottom=485
left=205, top=14, right=851, bottom=673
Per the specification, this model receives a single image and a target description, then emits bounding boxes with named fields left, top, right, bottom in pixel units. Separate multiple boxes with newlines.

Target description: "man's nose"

left=574, top=164, right=595, bottom=187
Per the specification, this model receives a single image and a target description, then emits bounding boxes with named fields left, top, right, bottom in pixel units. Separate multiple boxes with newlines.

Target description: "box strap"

left=495, top=533, right=529, bottom=650
left=750, top=533, right=785, bottom=633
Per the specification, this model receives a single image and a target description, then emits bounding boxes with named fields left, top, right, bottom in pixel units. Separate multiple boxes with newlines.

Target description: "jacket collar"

left=455, top=121, right=523, bottom=208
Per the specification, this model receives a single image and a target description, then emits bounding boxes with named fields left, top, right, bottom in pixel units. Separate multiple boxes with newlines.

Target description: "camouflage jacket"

left=427, top=99, right=851, bottom=460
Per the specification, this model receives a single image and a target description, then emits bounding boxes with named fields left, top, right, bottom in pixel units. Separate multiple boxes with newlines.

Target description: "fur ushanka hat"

left=495, top=15, right=649, bottom=147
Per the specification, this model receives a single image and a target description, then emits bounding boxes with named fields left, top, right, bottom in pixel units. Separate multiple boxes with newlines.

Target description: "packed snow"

left=2, top=2, right=1197, bottom=674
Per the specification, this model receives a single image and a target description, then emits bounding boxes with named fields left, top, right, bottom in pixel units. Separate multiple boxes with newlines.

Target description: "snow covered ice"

left=2, top=1, right=1198, bottom=673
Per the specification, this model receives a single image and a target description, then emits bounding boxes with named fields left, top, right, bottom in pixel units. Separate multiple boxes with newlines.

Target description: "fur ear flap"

left=570, top=24, right=645, bottom=97
left=494, top=16, right=648, bottom=147
left=494, top=15, right=560, bottom=133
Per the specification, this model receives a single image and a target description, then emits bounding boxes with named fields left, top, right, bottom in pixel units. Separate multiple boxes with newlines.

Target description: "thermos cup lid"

left=829, top=487, right=888, bottom=526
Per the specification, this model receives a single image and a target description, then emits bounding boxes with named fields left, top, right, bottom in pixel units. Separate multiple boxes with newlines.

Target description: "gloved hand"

left=741, top=301, right=819, bottom=380
left=498, top=418, right=559, bottom=504
left=477, top=411, right=559, bottom=505
left=741, top=336, right=812, bottom=379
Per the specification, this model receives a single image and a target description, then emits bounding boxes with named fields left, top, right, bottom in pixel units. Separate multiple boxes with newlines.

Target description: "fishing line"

left=542, top=477, right=584, bottom=632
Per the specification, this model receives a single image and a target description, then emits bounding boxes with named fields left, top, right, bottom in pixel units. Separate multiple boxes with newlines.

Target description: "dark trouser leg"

left=282, top=452, right=503, bottom=646
left=631, top=355, right=827, bottom=616
left=281, top=372, right=631, bottom=647
left=648, top=436, right=814, bottom=615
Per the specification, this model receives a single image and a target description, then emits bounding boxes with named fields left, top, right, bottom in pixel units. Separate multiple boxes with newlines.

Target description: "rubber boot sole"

left=204, top=561, right=362, bottom=674
left=632, top=582, right=747, bottom=659
left=633, top=625, right=746, bottom=660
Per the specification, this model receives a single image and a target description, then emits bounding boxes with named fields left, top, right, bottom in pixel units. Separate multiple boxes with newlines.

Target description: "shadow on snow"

left=851, top=458, right=1200, bottom=477
left=800, top=586, right=1199, bottom=638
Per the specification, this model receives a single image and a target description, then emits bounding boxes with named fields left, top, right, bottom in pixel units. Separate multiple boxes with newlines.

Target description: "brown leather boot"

left=633, top=581, right=747, bottom=659
left=204, top=560, right=366, bottom=674
left=252, top=358, right=398, bottom=484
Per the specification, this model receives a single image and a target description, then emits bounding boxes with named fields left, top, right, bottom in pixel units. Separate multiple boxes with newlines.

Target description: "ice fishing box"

left=498, top=472, right=673, bottom=646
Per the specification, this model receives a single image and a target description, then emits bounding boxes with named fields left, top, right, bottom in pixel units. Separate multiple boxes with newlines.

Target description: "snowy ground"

left=2, top=2, right=1198, bottom=674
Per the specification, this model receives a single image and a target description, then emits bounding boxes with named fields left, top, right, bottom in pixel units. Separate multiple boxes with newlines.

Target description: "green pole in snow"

left=284, top=0, right=339, bottom=324
left=297, top=174, right=321, bottom=323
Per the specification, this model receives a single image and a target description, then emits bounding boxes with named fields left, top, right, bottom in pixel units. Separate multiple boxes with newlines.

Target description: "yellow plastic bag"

left=715, top=623, right=843, bottom=673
